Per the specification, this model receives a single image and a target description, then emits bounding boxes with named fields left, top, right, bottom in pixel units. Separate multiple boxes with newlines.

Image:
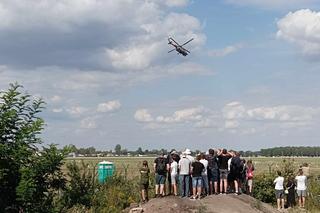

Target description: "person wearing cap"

left=178, top=152, right=191, bottom=198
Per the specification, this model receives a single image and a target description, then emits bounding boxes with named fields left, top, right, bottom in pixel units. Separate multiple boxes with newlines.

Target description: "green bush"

left=91, top=174, right=140, bottom=213
left=305, top=177, right=320, bottom=212
left=62, top=160, right=97, bottom=210
left=0, top=83, right=66, bottom=212
left=253, top=173, right=276, bottom=203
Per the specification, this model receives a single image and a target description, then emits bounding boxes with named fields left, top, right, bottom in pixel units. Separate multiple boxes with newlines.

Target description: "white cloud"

left=50, top=95, right=62, bottom=103
left=52, top=108, right=63, bottom=113
left=80, top=117, right=97, bottom=129
left=156, top=106, right=205, bottom=123
left=247, top=106, right=316, bottom=122
left=223, top=102, right=246, bottom=120
left=225, top=0, right=316, bottom=10
left=222, top=101, right=320, bottom=131
left=66, top=106, right=87, bottom=116
left=134, top=109, right=154, bottom=122
left=97, top=100, right=121, bottom=113
left=208, top=44, right=243, bottom=57
left=164, top=0, right=189, bottom=7
left=277, top=9, right=320, bottom=57
left=225, top=120, right=239, bottom=129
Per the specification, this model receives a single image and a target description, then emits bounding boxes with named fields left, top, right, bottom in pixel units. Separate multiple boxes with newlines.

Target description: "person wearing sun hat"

left=185, top=148, right=195, bottom=163
left=178, top=151, right=191, bottom=198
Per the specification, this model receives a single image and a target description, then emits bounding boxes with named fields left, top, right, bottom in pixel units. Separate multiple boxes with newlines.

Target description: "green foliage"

left=16, top=145, right=66, bottom=212
left=253, top=173, right=276, bottom=203
left=0, top=83, right=66, bottom=212
left=62, top=160, right=97, bottom=209
left=91, top=174, right=140, bottom=213
left=305, top=177, right=320, bottom=212
left=260, top=146, right=320, bottom=157
left=253, top=158, right=295, bottom=204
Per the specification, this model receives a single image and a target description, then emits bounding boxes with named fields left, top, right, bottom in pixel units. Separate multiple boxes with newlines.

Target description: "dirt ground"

left=127, top=194, right=280, bottom=213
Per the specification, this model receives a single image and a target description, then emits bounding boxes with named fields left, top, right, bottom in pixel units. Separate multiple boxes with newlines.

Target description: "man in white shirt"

left=295, top=168, right=307, bottom=208
left=179, top=153, right=191, bottom=198
left=274, top=171, right=285, bottom=210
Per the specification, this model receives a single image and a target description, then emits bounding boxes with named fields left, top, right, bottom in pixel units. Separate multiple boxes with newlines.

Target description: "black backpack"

left=156, top=157, right=166, bottom=173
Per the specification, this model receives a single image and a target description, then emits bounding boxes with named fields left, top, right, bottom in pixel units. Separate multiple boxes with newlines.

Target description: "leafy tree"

left=115, top=144, right=121, bottom=155
left=137, top=147, right=144, bottom=155
left=0, top=83, right=66, bottom=212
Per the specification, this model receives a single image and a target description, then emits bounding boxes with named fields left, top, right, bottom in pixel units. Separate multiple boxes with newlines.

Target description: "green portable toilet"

left=98, top=161, right=115, bottom=183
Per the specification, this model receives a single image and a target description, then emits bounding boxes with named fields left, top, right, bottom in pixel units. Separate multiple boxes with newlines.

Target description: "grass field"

left=64, top=156, right=320, bottom=178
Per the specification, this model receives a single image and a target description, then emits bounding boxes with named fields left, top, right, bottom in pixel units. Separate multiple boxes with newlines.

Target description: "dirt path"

left=128, top=194, right=279, bottom=213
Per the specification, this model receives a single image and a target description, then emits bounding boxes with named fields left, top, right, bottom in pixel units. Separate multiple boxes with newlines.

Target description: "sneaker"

left=190, top=196, right=196, bottom=200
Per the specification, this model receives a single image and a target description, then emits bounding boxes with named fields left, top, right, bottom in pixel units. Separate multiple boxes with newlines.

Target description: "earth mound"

left=127, top=194, right=279, bottom=213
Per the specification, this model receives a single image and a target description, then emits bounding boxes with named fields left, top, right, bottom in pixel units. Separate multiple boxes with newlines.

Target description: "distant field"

left=64, top=156, right=320, bottom=178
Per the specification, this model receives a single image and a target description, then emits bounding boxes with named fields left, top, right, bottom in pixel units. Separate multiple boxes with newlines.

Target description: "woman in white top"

left=274, top=171, right=285, bottom=210
left=295, top=168, right=307, bottom=208
left=170, top=158, right=179, bottom=196
left=199, top=153, right=209, bottom=195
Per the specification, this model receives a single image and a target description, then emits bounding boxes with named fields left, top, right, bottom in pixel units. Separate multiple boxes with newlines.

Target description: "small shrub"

left=91, top=174, right=140, bottom=213
left=62, top=160, right=97, bottom=209
left=305, top=177, right=320, bottom=212
left=253, top=173, right=276, bottom=203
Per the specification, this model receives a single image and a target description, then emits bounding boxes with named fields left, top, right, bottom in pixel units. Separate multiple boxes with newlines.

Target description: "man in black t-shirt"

left=217, top=149, right=232, bottom=194
left=230, top=152, right=242, bottom=195
left=154, top=153, right=169, bottom=197
left=190, top=155, right=204, bottom=199
left=207, top=149, right=219, bottom=194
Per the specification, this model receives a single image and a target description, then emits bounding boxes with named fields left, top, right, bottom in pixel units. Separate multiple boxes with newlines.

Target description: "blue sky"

left=1, top=0, right=320, bottom=151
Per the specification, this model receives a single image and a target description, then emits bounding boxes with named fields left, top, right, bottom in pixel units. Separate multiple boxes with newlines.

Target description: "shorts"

left=192, top=176, right=202, bottom=188
left=275, top=190, right=284, bottom=199
left=247, top=179, right=253, bottom=187
left=140, top=183, right=149, bottom=190
left=297, top=190, right=306, bottom=197
left=155, top=174, right=166, bottom=185
left=230, top=171, right=241, bottom=181
left=171, top=174, right=178, bottom=184
left=209, top=169, right=219, bottom=182
left=219, top=169, right=228, bottom=180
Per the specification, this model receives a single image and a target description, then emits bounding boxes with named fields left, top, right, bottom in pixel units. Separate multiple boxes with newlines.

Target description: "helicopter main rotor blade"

left=168, top=49, right=176, bottom=53
left=181, top=38, right=194, bottom=47
left=169, top=37, right=180, bottom=46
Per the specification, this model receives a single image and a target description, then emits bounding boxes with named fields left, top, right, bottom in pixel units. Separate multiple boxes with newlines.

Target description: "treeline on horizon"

left=66, top=144, right=320, bottom=157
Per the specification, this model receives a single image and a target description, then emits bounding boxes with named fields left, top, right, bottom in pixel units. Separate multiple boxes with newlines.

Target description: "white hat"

left=185, top=148, right=191, bottom=155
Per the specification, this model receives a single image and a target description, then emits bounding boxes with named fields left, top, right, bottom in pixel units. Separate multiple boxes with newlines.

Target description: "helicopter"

left=168, top=37, right=194, bottom=56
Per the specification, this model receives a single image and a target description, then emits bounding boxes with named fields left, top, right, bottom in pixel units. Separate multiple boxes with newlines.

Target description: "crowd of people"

left=139, top=148, right=253, bottom=202
left=139, top=148, right=308, bottom=210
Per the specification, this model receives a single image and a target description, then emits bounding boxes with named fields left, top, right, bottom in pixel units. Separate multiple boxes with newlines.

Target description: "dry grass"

left=63, top=156, right=320, bottom=179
